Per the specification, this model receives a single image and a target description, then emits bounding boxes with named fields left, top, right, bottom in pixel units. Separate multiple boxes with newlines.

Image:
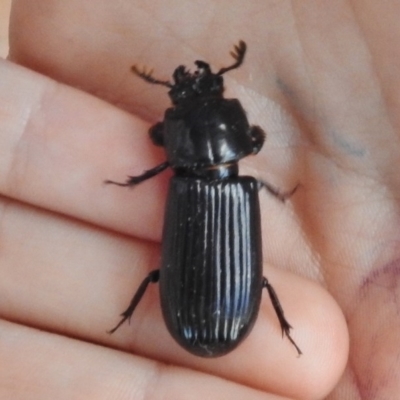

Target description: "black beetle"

left=106, top=41, right=301, bottom=357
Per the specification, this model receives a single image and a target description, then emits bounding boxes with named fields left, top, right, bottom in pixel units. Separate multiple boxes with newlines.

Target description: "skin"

left=2, top=0, right=400, bottom=398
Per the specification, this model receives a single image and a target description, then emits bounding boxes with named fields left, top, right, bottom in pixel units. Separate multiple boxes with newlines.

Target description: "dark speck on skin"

left=277, top=77, right=294, bottom=95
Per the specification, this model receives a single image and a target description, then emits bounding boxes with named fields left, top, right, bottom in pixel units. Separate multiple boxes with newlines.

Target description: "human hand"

left=4, top=1, right=396, bottom=399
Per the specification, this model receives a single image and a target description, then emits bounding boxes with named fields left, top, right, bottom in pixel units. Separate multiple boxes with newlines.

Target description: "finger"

left=0, top=320, right=291, bottom=400
left=0, top=59, right=167, bottom=241
left=0, top=197, right=349, bottom=399
left=9, top=1, right=259, bottom=115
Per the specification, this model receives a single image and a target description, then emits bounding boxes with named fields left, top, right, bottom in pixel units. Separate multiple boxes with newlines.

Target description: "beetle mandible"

left=106, top=41, right=301, bottom=357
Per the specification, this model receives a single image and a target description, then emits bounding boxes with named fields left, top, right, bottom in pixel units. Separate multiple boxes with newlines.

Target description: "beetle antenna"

left=132, top=65, right=173, bottom=88
left=217, top=40, right=247, bottom=75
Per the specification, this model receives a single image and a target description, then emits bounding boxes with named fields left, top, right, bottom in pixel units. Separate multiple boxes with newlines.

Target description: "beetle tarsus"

left=131, top=65, right=172, bottom=87
left=105, top=161, right=169, bottom=187
left=108, top=269, right=160, bottom=334
left=258, top=181, right=299, bottom=202
left=263, top=277, right=302, bottom=356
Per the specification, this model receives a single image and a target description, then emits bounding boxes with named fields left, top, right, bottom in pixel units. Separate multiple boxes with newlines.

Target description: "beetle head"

left=168, top=61, right=224, bottom=105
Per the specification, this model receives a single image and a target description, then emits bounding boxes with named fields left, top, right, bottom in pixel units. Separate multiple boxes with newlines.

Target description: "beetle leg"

left=249, top=125, right=266, bottom=154
left=258, top=181, right=299, bottom=202
left=131, top=65, right=172, bottom=87
left=108, top=269, right=160, bottom=334
left=263, top=277, right=302, bottom=356
left=105, top=161, right=169, bottom=187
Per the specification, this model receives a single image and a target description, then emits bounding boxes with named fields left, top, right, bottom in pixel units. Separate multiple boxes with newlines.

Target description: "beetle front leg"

left=108, top=269, right=160, bottom=334
left=105, top=161, right=169, bottom=187
left=263, top=277, right=302, bottom=355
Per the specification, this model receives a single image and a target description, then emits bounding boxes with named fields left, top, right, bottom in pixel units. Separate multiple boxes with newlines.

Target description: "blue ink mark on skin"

left=277, top=78, right=367, bottom=158
left=331, top=130, right=366, bottom=158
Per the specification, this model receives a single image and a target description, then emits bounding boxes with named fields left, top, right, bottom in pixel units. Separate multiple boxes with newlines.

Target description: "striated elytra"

left=106, top=41, right=301, bottom=357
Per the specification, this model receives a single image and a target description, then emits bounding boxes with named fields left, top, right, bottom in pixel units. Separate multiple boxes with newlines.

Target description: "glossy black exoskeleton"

left=106, top=41, right=301, bottom=357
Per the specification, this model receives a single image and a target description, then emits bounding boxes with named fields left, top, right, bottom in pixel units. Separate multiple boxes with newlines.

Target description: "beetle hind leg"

left=263, top=277, right=302, bottom=356
left=108, top=269, right=160, bottom=334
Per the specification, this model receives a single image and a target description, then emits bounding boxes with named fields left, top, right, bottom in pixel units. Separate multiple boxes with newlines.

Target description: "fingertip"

left=280, top=273, right=349, bottom=399
left=240, top=269, right=349, bottom=399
